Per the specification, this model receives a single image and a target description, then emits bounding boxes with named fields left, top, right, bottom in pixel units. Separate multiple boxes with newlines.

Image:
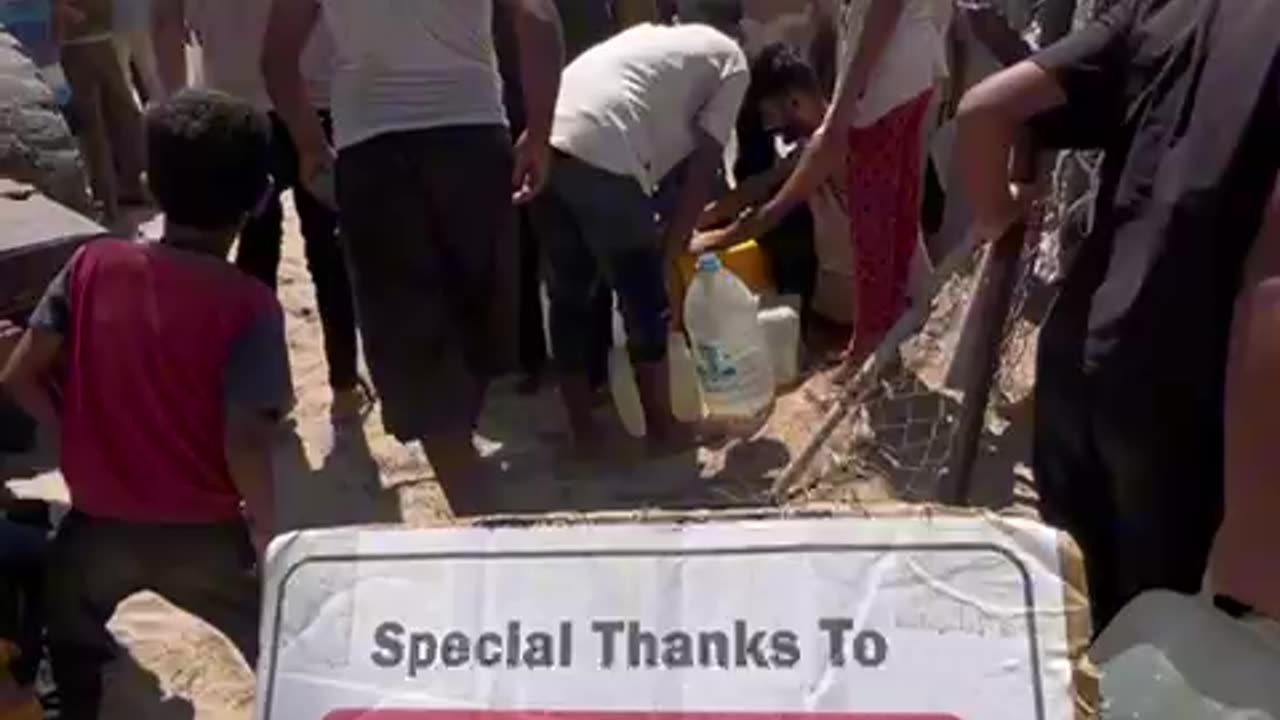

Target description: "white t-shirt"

left=187, top=0, right=336, bottom=111
left=551, top=24, right=750, bottom=194
left=319, top=0, right=506, bottom=150
left=838, top=0, right=948, bottom=128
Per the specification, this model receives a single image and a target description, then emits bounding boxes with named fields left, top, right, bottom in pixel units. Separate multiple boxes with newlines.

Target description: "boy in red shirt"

left=1, top=89, right=291, bottom=719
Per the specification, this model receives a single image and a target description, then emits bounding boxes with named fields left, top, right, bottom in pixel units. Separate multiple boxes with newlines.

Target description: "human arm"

left=1211, top=169, right=1280, bottom=620
left=810, top=0, right=841, bottom=95
left=954, top=62, right=1063, bottom=241
left=738, top=0, right=905, bottom=246
left=0, top=260, right=76, bottom=433
left=498, top=0, right=564, bottom=204
left=0, top=330, right=62, bottom=433
left=262, top=0, right=330, bottom=193
left=956, top=0, right=1137, bottom=242
left=665, top=60, right=751, bottom=255
left=222, top=307, right=293, bottom=561
left=662, top=131, right=729, bottom=260
left=225, top=408, right=277, bottom=561
left=697, top=153, right=799, bottom=231
left=692, top=129, right=846, bottom=253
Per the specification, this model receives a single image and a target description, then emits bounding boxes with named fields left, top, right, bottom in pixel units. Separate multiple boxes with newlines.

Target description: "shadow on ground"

left=273, top=420, right=403, bottom=532
left=471, top=380, right=787, bottom=517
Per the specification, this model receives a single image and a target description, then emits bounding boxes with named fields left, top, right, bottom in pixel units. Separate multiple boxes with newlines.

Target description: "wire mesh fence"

left=780, top=148, right=1101, bottom=514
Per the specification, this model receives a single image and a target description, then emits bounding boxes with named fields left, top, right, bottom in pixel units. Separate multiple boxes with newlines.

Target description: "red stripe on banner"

left=320, top=707, right=962, bottom=712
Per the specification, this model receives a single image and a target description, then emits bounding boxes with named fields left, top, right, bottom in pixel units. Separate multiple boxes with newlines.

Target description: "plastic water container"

left=684, top=254, right=775, bottom=420
left=667, top=336, right=704, bottom=422
left=673, top=240, right=774, bottom=326
left=759, top=295, right=802, bottom=388
left=1092, top=591, right=1280, bottom=718
left=608, top=313, right=704, bottom=437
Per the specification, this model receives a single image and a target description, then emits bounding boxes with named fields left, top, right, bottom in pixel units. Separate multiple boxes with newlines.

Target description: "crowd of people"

left=2, top=0, right=1280, bottom=716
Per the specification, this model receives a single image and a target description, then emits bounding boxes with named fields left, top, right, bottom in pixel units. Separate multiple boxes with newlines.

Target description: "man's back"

left=318, top=0, right=505, bottom=150
left=552, top=23, right=748, bottom=191
left=40, top=239, right=287, bottom=523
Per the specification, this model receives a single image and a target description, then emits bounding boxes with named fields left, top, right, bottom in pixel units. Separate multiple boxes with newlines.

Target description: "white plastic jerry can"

left=609, top=312, right=704, bottom=437
left=683, top=254, right=775, bottom=420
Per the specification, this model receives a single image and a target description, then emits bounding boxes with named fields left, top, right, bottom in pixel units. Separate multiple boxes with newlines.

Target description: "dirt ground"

left=1, top=196, right=1039, bottom=718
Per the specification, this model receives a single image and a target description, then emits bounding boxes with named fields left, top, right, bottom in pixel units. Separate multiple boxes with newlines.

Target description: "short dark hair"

left=676, top=0, right=743, bottom=31
left=145, top=89, right=272, bottom=231
left=748, top=43, right=821, bottom=103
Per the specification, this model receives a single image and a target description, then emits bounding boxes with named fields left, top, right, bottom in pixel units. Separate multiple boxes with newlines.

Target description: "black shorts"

left=337, top=125, right=517, bottom=440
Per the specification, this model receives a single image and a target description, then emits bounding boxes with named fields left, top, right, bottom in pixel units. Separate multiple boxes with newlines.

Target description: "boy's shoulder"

left=76, top=238, right=281, bottom=316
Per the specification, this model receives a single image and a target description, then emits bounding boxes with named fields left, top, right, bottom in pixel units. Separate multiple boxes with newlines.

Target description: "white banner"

left=257, top=516, right=1082, bottom=720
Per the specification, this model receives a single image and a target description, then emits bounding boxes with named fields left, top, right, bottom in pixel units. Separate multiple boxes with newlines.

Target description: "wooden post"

left=944, top=220, right=1026, bottom=505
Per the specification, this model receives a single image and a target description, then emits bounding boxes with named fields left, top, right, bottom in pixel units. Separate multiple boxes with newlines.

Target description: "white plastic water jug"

left=759, top=295, right=802, bottom=388
left=684, top=254, right=775, bottom=420
left=609, top=309, right=704, bottom=437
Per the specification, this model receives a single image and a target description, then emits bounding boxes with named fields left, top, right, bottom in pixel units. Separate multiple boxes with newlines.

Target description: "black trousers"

left=237, top=110, right=359, bottom=391
left=46, top=513, right=259, bottom=720
left=1034, top=298, right=1224, bottom=632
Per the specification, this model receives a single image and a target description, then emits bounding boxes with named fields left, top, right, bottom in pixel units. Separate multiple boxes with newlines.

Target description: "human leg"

left=337, top=127, right=509, bottom=512
left=93, top=40, right=147, bottom=201
left=607, top=245, right=678, bottom=446
left=1034, top=348, right=1121, bottom=629
left=418, top=126, right=517, bottom=508
left=296, top=184, right=360, bottom=393
left=558, top=156, right=681, bottom=444
left=290, top=111, right=361, bottom=398
left=112, top=35, right=141, bottom=107
left=61, top=43, right=118, bottom=222
left=44, top=513, right=143, bottom=720
left=235, top=113, right=294, bottom=288
left=896, top=93, right=934, bottom=306
left=1090, top=366, right=1224, bottom=629
left=516, top=207, right=548, bottom=391
left=842, top=91, right=933, bottom=362
left=126, top=27, right=165, bottom=104
left=151, top=0, right=187, bottom=95
left=529, top=164, right=605, bottom=443
left=148, top=521, right=261, bottom=668
left=587, top=287, right=613, bottom=392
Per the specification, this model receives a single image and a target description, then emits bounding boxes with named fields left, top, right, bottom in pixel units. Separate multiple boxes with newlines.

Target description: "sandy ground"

left=1, top=196, right=1038, bottom=718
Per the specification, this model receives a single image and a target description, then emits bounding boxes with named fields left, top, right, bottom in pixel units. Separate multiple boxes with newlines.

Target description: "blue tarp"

left=0, top=0, right=71, bottom=105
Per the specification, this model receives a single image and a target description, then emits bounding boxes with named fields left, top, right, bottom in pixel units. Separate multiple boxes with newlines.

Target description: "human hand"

left=972, top=182, right=1038, bottom=244
left=689, top=227, right=737, bottom=255
left=299, top=145, right=337, bottom=210
left=512, top=131, right=551, bottom=205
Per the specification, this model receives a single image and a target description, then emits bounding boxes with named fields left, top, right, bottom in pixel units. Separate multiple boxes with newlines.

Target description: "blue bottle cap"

left=696, top=253, right=721, bottom=272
